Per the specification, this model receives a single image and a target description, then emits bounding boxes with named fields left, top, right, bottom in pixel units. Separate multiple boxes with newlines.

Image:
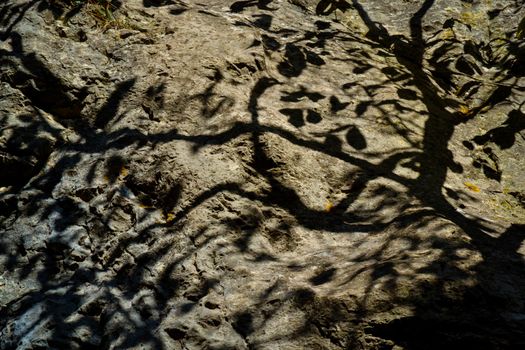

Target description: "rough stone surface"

left=1, top=0, right=525, bottom=349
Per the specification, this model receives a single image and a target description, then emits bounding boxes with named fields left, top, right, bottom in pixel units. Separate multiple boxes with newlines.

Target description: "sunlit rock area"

left=1, top=0, right=524, bottom=349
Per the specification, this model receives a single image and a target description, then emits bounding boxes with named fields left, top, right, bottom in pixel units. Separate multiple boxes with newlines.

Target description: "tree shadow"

left=316, top=0, right=525, bottom=347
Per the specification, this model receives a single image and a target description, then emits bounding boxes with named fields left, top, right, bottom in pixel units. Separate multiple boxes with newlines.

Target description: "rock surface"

left=1, top=0, right=525, bottom=349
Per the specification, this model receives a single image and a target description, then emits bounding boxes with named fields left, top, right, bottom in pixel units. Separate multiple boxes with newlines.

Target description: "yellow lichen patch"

left=459, top=11, right=487, bottom=27
left=499, top=200, right=514, bottom=211
left=458, top=105, right=472, bottom=117
left=324, top=200, right=334, bottom=213
left=120, top=167, right=128, bottom=177
left=440, top=28, right=455, bottom=40
left=464, top=182, right=480, bottom=192
left=164, top=212, right=176, bottom=223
